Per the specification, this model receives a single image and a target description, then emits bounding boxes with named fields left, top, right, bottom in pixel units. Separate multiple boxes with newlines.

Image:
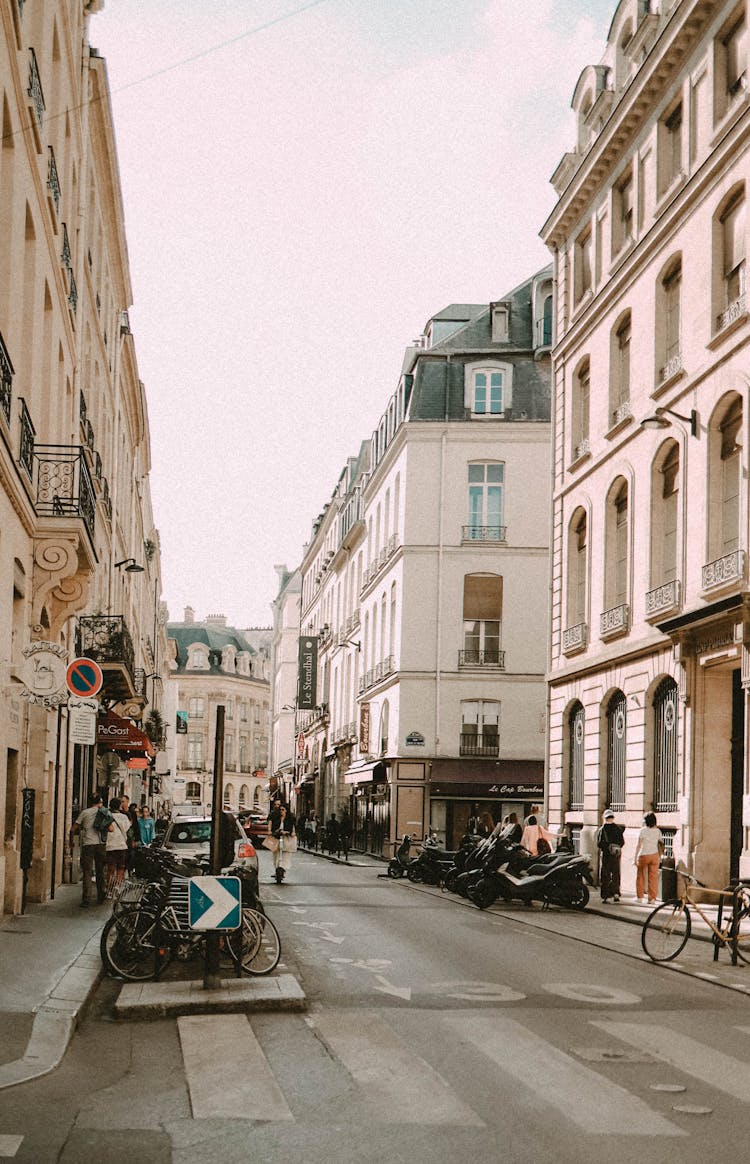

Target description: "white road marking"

left=373, top=974, right=411, bottom=1001
left=0, top=1136, right=23, bottom=1158
left=292, top=920, right=345, bottom=944
left=543, top=983, right=641, bottom=1005
left=429, top=980, right=526, bottom=1003
left=594, top=1020, right=750, bottom=1103
left=312, top=1010, right=483, bottom=1125
left=178, top=1015, right=292, bottom=1122
left=443, top=1015, right=682, bottom=1136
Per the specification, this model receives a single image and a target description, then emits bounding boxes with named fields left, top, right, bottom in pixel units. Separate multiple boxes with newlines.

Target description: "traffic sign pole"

left=205, top=704, right=226, bottom=990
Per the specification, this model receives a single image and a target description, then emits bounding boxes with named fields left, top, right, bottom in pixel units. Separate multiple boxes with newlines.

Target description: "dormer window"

left=491, top=302, right=509, bottom=342
left=187, top=646, right=209, bottom=670
left=465, top=362, right=513, bottom=417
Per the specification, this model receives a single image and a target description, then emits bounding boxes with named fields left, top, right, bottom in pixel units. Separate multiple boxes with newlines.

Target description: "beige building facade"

left=0, top=1, right=167, bottom=915
left=543, top=0, right=750, bottom=889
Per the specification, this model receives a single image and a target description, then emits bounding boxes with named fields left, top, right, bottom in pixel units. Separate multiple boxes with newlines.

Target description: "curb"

left=114, top=972, right=306, bottom=1021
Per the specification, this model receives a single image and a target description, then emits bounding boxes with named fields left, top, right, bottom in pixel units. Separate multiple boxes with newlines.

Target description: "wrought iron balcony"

left=33, top=445, right=95, bottom=541
left=702, top=550, right=746, bottom=592
left=18, top=398, right=35, bottom=480
left=658, top=353, right=683, bottom=384
left=459, top=733, right=499, bottom=758
left=645, top=579, right=681, bottom=617
left=61, top=224, right=71, bottom=271
left=47, top=147, right=60, bottom=213
left=610, top=400, right=632, bottom=427
left=600, top=604, right=629, bottom=640
left=462, top=524, right=506, bottom=543
left=458, top=649, right=506, bottom=669
left=0, top=331, right=13, bottom=425
left=28, top=48, right=44, bottom=129
left=77, top=614, right=137, bottom=702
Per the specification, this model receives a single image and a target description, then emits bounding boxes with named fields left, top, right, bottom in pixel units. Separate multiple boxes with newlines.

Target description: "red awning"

left=97, top=711, right=155, bottom=757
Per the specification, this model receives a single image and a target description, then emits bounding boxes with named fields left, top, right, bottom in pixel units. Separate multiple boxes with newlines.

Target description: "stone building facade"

left=0, top=1, right=166, bottom=915
left=543, top=0, right=750, bottom=889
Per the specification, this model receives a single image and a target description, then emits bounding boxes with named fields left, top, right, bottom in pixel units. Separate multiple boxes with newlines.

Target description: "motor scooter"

left=387, top=835, right=416, bottom=878
left=470, top=845, right=592, bottom=910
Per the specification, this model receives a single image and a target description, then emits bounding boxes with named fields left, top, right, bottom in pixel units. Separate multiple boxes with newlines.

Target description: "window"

left=185, top=781, right=201, bottom=800
left=463, top=574, right=502, bottom=665
left=610, top=313, right=631, bottom=425
left=473, top=370, right=503, bottom=415
left=572, top=361, right=590, bottom=459
left=657, top=258, right=681, bottom=382
left=720, top=397, right=742, bottom=555
left=604, top=479, right=629, bottom=611
left=467, top=463, right=504, bottom=539
left=568, top=703, right=585, bottom=810
left=189, top=697, right=204, bottom=718
left=575, top=226, right=593, bottom=303
left=612, top=170, right=634, bottom=256
left=651, top=442, right=680, bottom=588
left=566, top=508, right=588, bottom=637
left=653, top=678, right=678, bottom=812
left=239, top=785, right=248, bottom=808
left=460, top=701, right=499, bottom=757
left=606, top=690, right=627, bottom=811
left=725, top=11, right=747, bottom=98
left=659, top=102, right=682, bottom=193
left=240, top=702, right=247, bottom=722
left=721, top=190, right=746, bottom=311
left=187, top=735, right=203, bottom=768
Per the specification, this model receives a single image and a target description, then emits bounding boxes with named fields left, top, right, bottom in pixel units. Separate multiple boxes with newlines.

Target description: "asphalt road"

left=2, top=850, right=750, bottom=1164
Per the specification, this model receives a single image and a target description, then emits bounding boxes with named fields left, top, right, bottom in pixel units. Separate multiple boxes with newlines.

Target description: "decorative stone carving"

left=31, top=536, right=92, bottom=639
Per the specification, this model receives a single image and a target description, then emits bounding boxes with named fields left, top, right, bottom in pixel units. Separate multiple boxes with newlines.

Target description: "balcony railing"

left=716, top=293, right=747, bottom=333
left=462, top=524, right=506, bottom=543
left=28, top=48, right=44, bottom=128
left=61, top=223, right=71, bottom=271
left=600, top=604, right=629, bottom=639
left=610, top=400, right=632, bottom=426
left=459, top=733, right=499, bottom=758
left=0, top=331, right=13, bottom=424
left=702, top=550, right=746, bottom=591
left=33, top=445, right=95, bottom=540
left=77, top=614, right=136, bottom=701
left=47, top=146, right=60, bottom=212
left=562, top=622, right=587, bottom=653
left=458, top=649, right=506, bottom=669
left=645, top=579, right=681, bottom=617
left=658, top=353, right=682, bottom=384
left=18, top=398, right=35, bottom=480
left=573, top=437, right=590, bottom=460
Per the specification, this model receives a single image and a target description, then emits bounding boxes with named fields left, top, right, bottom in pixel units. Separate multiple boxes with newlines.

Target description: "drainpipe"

left=434, top=355, right=451, bottom=758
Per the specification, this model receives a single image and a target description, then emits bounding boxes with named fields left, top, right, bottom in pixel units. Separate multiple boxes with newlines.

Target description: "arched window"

left=564, top=508, right=588, bottom=651
left=379, top=700, right=390, bottom=756
left=224, top=783, right=235, bottom=808
left=653, top=678, right=678, bottom=812
left=707, top=395, right=743, bottom=571
left=253, top=787, right=260, bottom=807
left=568, top=702, right=585, bottom=811
left=651, top=441, right=680, bottom=592
left=606, top=691, right=627, bottom=811
left=239, top=784, right=248, bottom=808
left=603, top=479, right=629, bottom=621
left=610, top=312, right=631, bottom=425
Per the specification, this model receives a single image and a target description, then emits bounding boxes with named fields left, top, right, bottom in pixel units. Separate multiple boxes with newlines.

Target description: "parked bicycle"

left=100, top=847, right=281, bottom=981
left=641, top=868, right=750, bottom=964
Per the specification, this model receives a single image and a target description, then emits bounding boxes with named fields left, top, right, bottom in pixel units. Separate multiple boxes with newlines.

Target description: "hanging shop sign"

left=20, top=641, right=68, bottom=707
left=360, top=703, right=370, bottom=753
left=297, top=636, right=318, bottom=710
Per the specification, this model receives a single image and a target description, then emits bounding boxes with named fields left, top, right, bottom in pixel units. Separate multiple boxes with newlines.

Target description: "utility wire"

left=2, top=0, right=329, bottom=143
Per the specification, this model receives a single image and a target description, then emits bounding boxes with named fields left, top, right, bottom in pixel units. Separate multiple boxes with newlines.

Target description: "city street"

left=3, top=851, right=750, bottom=1163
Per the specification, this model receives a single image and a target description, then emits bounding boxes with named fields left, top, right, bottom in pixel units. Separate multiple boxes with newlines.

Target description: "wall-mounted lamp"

left=640, top=406, right=698, bottom=437
left=342, top=639, right=361, bottom=651
left=114, top=558, right=145, bottom=573
left=144, top=672, right=163, bottom=683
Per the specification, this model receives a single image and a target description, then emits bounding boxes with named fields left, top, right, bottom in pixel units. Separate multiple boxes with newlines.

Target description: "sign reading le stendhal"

left=297, top=636, right=318, bottom=710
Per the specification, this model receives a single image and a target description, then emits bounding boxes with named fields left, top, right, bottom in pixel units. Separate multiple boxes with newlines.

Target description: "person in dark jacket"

left=597, top=808, right=626, bottom=903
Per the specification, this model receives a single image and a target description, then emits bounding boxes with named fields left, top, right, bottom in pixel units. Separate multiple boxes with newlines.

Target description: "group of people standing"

left=298, top=809, right=352, bottom=859
left=597, top=809, right=664, bottom=904
left=72, top=791, right=158, bottom=907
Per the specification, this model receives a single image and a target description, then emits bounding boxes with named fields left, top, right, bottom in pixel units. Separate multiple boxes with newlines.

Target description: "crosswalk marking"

left=443, top=1015, right=683, bottom=1136
left=594, top=1020, right=750, bottom=1104
left=0, top=1136, right=23, bottom=1158
left=177, top=1015, right=292, bottom=1122
left=312, top=1010, right=484, bottom=1125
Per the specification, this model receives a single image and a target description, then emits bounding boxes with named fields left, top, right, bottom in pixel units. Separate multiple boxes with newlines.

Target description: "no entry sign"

left=66, top=657, right=104, bottom=698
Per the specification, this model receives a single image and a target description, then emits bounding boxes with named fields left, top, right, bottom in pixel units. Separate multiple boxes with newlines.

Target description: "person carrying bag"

left=597, top=808, right=626, bottom=903
left=269, top=804, right=296, bottom=884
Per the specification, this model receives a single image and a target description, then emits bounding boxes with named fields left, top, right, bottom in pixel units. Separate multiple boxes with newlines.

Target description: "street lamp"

left=640, top=406, right=698, bottom=437
left=114, top=558, right=145, bottom=573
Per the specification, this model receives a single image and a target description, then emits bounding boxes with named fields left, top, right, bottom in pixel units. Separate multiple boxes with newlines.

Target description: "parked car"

left=161, top=814, right=258, bottom=870
left=241, top=813, right=271, bottom=845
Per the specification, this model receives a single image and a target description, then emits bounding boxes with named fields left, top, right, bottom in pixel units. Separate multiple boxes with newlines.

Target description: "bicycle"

left=641, top=869, right=750, bottom=963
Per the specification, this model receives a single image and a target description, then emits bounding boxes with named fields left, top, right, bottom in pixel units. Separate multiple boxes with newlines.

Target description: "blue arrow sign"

left=188, top=876, right=241, bottom=930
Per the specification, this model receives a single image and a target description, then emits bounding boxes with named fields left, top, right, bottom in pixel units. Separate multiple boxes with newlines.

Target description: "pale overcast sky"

left=92, top=0, right=611, bottom=628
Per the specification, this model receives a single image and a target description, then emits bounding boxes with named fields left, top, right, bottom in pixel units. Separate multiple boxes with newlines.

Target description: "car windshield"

left=170, top=822, right=211, bottom=844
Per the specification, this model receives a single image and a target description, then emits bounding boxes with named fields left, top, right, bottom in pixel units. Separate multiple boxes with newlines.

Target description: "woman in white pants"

left=272, top=805, right=297, bottom=884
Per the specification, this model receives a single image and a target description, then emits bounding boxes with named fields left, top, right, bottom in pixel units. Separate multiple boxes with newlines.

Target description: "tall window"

left=662, top=260, right=681, bottom=377
left=606, top=691, right=627, bottom=811
left=460, top=701, right=500, bottom=757
left=467, top=463, right=504, bottom=538
left=463, top=574, right=502, bottom=664
left=567, top=509, right=588, bottom=629
left=187, top=734, right=203, bottom=768
left=189, top=697, right=204, bottom=718
left=660, top=102, right=682, bottom=192
left=652, top=442, right=680, bottom=587
left=568, top=702, right=585, bottom=810
left=611, top=313, right=631, bottom=424
left=653, top=678, right=678, bottom=812
left=472, top=369, right=503, bottom=415
left=720, top=397, right=742, bottom=555
left=722, top=190, right=746, bottom=310
left=575, top=226, right=592, bottom=303
left=724, top=10, right=747, bottom=99
left=605, top=480, right=628, bottom=611
left=613, top=170, right=634, bottom=255
left=572, top=361, right=590, bottom=459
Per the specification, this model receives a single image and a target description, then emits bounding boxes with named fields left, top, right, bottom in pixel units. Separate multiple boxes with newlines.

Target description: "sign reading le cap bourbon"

left=297, top=636, right=318, bottom=710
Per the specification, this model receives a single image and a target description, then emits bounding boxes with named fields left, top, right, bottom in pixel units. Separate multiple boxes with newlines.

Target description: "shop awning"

left=97, top=711, right=154, bottom=757
left=344, top=759, right=388, bottom=785
left=429, top=758, right=543, bottom=797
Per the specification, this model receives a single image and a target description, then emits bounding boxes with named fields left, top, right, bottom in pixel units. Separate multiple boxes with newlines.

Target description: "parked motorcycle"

left=406, top=841, right=459, bottom=885
left=469, top=843, right=592, bottom=910
left=387, top=835, right=416, bottom=878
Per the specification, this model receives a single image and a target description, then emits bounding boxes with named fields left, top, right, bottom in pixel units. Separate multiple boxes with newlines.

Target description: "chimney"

left=205, top=614, right=227, bottom=628
left=184, top=606, right=194, bottom=624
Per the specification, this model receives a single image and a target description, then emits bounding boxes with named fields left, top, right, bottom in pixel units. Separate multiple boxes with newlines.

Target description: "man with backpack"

left=71, top=792, right=113, bottom=907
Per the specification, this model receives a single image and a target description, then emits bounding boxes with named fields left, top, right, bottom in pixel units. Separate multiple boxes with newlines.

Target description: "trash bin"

left=659, top=856, right=677, bottom=901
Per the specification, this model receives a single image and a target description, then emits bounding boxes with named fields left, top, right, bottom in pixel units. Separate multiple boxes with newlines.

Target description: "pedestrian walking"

left=71, top=792, right=111, bottom=907
left=326, top=813, right=341, bottom=857
left=138, top=805, right=156, bottom=846
left=634, top=812, right=664, bottom=904
left=105, top=797, right=131, bottom=896
left=339, top=809, right=351, bottom=861
left=597, top=808, right=626, bottom=903
left=126, top=802, right=141, bottom=870
left=305, top=811, right=318, bottom=849
left=520, top=814, right=555, bottom=856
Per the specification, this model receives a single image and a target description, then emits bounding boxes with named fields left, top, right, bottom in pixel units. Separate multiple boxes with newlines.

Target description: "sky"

left=92, top=0, right=611, bottom=628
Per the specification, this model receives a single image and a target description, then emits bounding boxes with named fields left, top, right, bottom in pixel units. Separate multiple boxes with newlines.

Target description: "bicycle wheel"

left=226, top=908, right=281, bottom=975
left=101, top=906, right=171, bottom=980
left=726, top=887, right=750, bottom=963
left=641, top=900, right=691, bottom=961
